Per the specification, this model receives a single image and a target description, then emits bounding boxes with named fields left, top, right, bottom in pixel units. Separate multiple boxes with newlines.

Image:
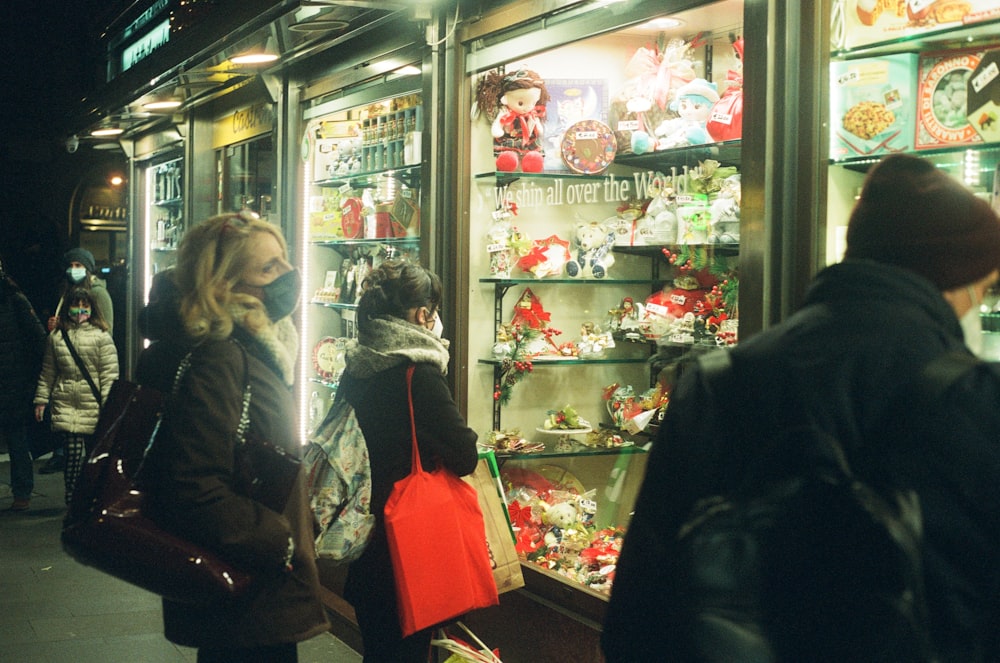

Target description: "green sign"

left=122, top=19, right=170, bottom=72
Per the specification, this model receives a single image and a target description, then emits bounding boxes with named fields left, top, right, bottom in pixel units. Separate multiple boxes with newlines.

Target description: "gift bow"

left=498, top=105, right=547, bottom=140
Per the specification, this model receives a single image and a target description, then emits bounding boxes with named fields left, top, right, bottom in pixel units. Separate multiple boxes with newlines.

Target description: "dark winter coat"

left=338, top=317, right=479, bottom=627
left=604, top=260, right=1000, bottom=663
left=0, top=276, right=46, bottom=426
left=135, top=298, right=329, bottom=649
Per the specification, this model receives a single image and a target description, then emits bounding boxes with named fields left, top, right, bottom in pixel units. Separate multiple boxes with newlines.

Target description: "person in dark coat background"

left=0, top=260, right=47, bottom=511
left=602, top=153, right=1000, bottom=662
left=338, top=259, right=479, bottom=663
left=134, top=212, right=329, bottom=662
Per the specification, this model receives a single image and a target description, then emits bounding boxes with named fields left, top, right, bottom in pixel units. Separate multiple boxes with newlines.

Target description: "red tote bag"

left=384, top=365, right=499, bottom=637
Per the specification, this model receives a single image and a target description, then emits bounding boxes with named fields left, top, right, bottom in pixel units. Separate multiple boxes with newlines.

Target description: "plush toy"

left=474, top=68, right=550, bottom=172
left=654, top=78, right=720, bottom=149
left=708, top=174, right=742, bottom=243
left=566, top=222, right=616, bottom=279
left=706, top=36, right=745, bottom=142
left=543, top=501, right=580, bottom=529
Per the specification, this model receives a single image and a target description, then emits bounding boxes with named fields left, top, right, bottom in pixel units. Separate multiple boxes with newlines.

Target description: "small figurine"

left=492, top=323, right=516, bottom=358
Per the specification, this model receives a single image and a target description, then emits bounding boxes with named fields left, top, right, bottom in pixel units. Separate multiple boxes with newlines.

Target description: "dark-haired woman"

left=339, top=259, right=479, bottom=662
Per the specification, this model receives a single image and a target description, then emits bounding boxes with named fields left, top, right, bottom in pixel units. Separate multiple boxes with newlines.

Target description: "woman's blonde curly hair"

left=173, top=212, right=288, bottom=341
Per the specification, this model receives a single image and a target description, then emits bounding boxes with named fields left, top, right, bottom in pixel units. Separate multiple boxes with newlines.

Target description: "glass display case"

left=299, top=92, right=423, bottom=439
left=142, top=155, right=184, bottom=310
left=464, top=0, right=744, bottom=613
left=828, top=4, right=1000, bottom=265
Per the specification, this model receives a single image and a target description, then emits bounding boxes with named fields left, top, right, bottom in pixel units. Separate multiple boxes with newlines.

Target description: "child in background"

left=34, top=288, right=118, bottom=504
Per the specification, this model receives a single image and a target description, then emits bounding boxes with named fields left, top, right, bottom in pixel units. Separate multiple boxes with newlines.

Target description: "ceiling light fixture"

left=91, top=127, right=124, bottom=137
left=230, top=51, right=279, bottom=64
left=644, top=17, right=684, bottom=30
left=143, top=97, right=183, bottom=110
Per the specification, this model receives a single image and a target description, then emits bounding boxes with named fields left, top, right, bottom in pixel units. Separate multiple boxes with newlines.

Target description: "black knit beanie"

left=844, top=153, right=1000, bottom=290
left=64, top=248, right=96, bottom=274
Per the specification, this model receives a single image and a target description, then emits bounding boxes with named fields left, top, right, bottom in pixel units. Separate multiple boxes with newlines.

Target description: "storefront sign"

left=213, top=103, right=275, bottom=148
left=117, top=0, right=170, bottom=46
left=122, top=19, right=170, bottom=72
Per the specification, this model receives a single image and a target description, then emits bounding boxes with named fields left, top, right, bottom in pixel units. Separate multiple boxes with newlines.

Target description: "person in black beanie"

left=39, top=247, right=114, bottom=474
left=603, top=153, right=1000, bottom=662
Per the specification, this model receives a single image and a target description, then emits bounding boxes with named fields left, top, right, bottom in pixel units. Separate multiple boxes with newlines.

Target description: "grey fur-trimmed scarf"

left=228, top=300, right=299, bottom=386
left=344, top=316, right=450, bottom=379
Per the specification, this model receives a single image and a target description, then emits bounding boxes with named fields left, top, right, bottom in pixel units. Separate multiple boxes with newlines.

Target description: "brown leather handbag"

left=62, top=346, right=300, bottom=603
left=61, top=376, right=255, bottom=603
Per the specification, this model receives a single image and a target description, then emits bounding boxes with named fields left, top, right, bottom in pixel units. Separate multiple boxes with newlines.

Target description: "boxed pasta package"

left=916, top=48, right=989, bottom=149
left=830, top=54, right=918, bottom=159
left=835, top=1, right=1000, bottom=51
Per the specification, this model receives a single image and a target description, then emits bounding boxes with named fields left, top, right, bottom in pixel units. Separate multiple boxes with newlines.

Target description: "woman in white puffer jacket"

left=34, top=288, right=118, bottom=504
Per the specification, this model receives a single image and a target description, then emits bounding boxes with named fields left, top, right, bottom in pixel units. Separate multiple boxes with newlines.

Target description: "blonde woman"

left=135, top=212, right=329, bottom=663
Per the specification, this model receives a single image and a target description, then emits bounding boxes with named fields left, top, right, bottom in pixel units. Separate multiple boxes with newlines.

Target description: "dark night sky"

left=0, top=0, right=116, bottom=312
left=0, top=1, right=105, bottom=147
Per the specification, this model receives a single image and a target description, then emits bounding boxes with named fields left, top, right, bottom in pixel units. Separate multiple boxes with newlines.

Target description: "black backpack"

left=671, top=424, right=931, bottom=662
left=633, top=351, right=978, bottom=663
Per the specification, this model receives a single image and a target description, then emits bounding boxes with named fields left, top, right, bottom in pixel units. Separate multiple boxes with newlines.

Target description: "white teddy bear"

left=566, top=221, right=616, bottom=279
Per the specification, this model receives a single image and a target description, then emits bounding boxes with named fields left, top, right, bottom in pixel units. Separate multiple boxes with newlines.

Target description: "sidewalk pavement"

left=0, top=456, right=362, bottom=663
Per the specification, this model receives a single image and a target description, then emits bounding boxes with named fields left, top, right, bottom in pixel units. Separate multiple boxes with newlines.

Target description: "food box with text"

left=916, top=48, right=988, bottom=149
left=836, top=1, right=1000, bottom=50
left=966, top=48, right=1000, bottom=143
left=830, top=54, right=917, bottom=159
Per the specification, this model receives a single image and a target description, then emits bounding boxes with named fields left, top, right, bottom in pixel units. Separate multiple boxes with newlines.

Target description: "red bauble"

left=521, top=150, right=544, bottom=173
left=496, top=151, right=519, bottom=172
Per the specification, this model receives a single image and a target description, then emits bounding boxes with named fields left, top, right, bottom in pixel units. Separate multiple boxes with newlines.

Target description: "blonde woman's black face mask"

left=260, top=269, right=301, bottom=321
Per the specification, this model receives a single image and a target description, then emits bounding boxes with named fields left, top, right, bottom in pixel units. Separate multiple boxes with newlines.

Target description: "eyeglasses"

left=220, top=209, right=259, bottom=235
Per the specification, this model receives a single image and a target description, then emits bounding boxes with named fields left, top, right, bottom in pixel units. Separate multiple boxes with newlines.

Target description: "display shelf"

left=308, top=377, right=339, bottom=389
left=490, top=440, right=648, bottom=460
left=310, top=300, right=358, bottom=310
left=479, top=277, right=657, bottom=285
left=831, top=144, right=1000, bottom=179
left=831, top=16, right=1000, bottom=60
left=313, top=164, right=420, bottom=189
left=613, top=243, right=740, bottom=258
left=479, top=356, right=648, bottom=367
left=614, top=139, right=742, bottom=170
left=310, top=237, right=420, bottom=249
left=474, top=170, right=607, bottom=184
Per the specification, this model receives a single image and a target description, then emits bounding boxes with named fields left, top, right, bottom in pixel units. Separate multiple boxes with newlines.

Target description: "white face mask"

left=960, top=285, right=984, bottom=356
left=67, top=266, right=87, bottom=283
left=430, top=314, right=444, bottom=339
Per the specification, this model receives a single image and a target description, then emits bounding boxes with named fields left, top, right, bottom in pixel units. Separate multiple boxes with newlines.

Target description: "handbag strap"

left=173, top=341, right=252, bottom=445
left=138, top=347, right=252, bottom=470
left=61, top=328, right=103, bottom=406
left=231, top=340, right=253, bottom=446
left=405, top=364, right=421, bottom=474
